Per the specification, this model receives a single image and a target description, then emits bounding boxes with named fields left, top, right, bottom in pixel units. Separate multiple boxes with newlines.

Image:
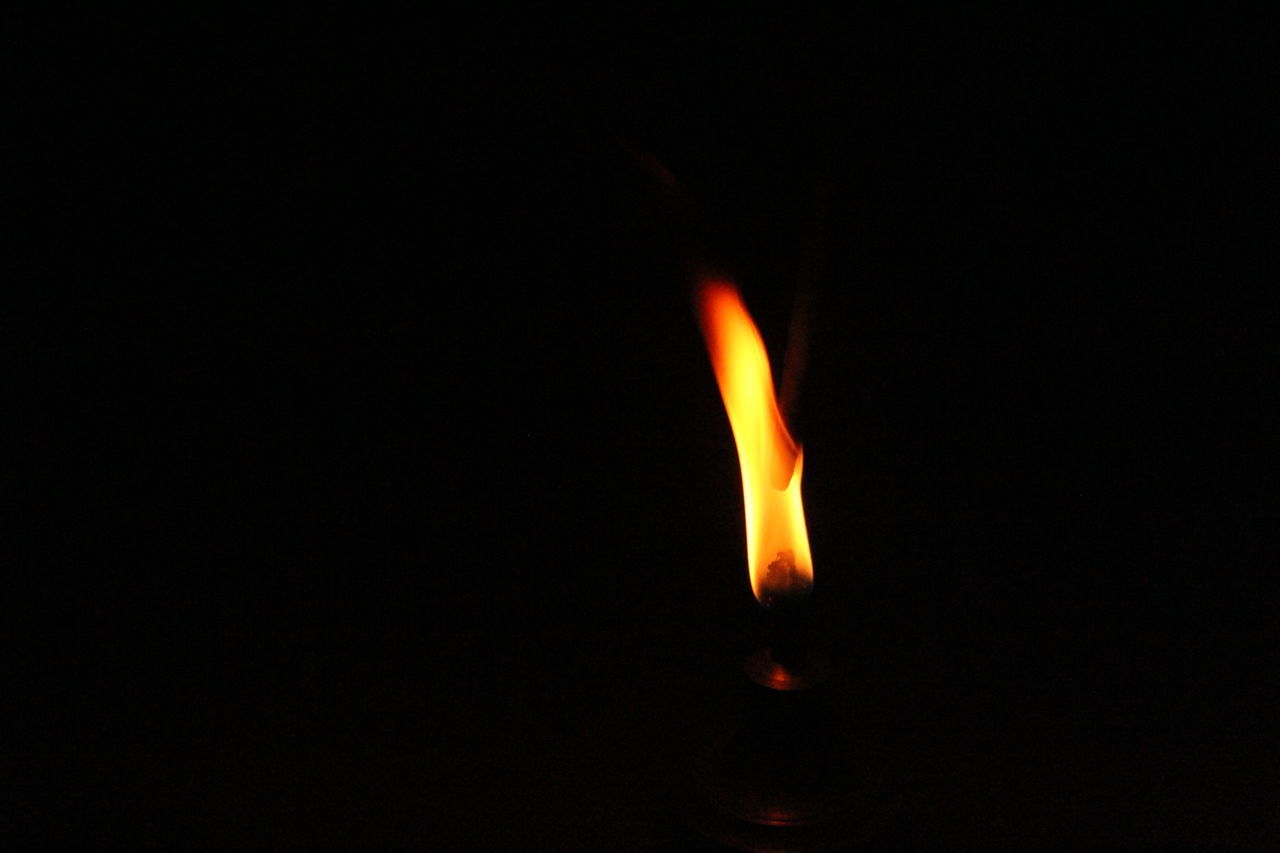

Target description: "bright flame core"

left=697, top=279, right=814, bottom=604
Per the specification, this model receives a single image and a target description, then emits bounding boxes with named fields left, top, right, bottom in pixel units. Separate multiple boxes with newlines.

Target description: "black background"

left=14, top=12, right=1276, bottom=849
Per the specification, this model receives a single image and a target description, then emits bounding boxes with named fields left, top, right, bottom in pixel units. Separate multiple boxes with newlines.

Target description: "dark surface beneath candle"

left=16, top=12, right=1275, bottom=850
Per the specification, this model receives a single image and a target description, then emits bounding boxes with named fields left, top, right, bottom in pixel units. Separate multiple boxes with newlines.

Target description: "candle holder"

left=680, top=605, right=892, bottom=851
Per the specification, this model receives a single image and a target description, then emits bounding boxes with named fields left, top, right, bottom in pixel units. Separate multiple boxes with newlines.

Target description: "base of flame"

left=753, top=592, right=820, bottom=687
left=744, top=646, right=829, bottom=692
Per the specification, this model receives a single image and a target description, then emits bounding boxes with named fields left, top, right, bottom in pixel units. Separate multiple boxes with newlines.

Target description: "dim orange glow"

left=697, top=278, right=814, bottom=604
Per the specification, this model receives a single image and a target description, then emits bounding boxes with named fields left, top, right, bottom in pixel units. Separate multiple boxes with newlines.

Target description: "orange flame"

left=697, top=278, right=814, bottom=604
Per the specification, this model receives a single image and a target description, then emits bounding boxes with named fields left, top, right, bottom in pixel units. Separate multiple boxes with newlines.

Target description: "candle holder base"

left=684, top=730, right=888, bottom=850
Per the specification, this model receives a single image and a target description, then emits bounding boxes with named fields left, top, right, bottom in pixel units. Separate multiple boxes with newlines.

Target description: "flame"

left=697, top=278, right=814, bottom=604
